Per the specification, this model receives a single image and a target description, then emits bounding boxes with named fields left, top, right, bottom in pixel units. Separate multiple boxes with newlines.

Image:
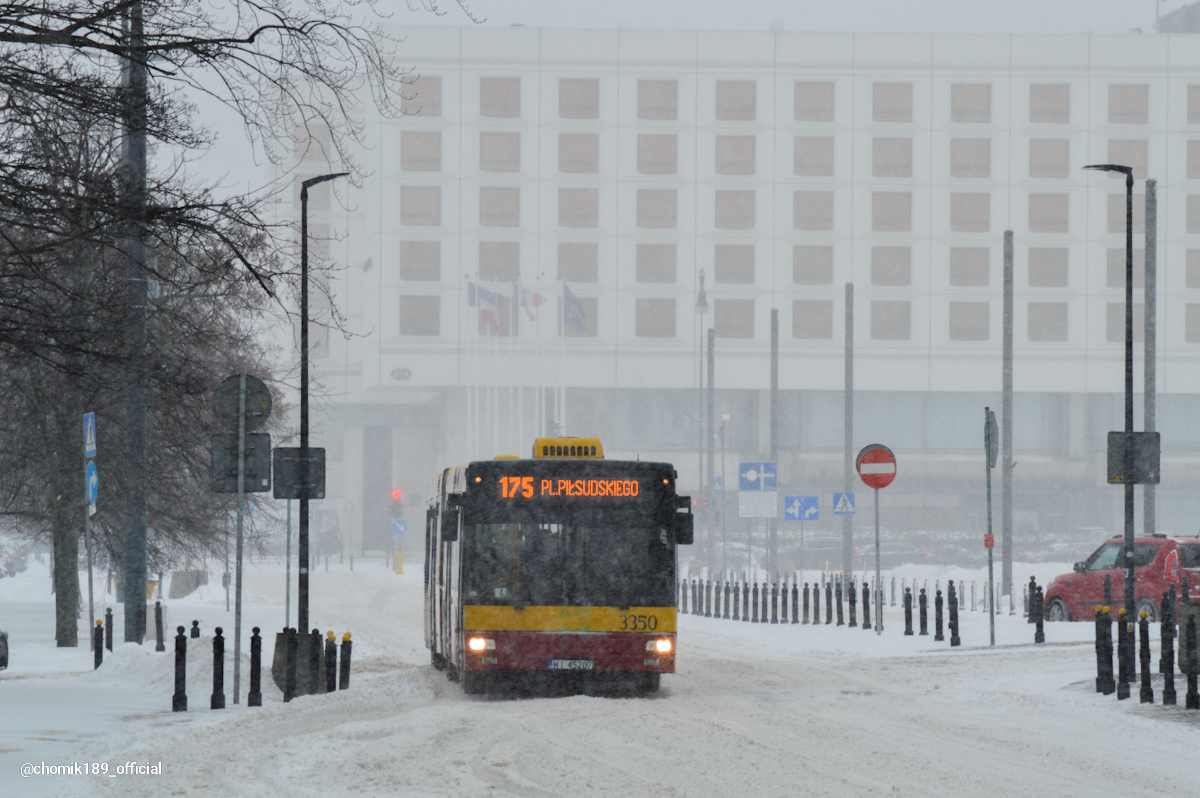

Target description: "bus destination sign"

left=499, top=476, right=641, bottom=499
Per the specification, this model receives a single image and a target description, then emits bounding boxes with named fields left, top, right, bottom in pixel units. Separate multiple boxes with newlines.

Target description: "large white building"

left=294, top=26, right=1200, bottom=558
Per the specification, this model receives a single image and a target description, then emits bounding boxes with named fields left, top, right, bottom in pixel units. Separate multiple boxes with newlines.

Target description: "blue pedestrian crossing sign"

left=86, top=461, right=98, bottom=516
left=83, top=412, right=97, bottom=458
left=393, top=519, right=407, bottom=535
left=714, top=476, right=723, bottom=492
left=739, top=462, right=777, bottom=491
left=784, top=495, right=819, bottom=521
left=833, top=492, right=856, bottom=515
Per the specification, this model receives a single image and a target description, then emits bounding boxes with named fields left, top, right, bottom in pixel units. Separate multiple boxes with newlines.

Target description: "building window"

left=949, top=301, right=989, bottom=341
left=1029, top=139, right=1069, bottom=178
left=872, top=192, right=911, bottom=232
left=1029, top=193, right=1068, bottom=234
left=951, top=84, right=991, bottom=123
left=714, top=190, right=754, bottom=230
left=1187, top=250, right=1200, bottom=288
left=795, top=136, right=834, bottom=176
left=1108, top=193, right=1146, bottom=234
left=399, top=296, right=440, bottom=336
left=1028, top=302, right=1068, bottom=342
left=950, top=139, right=990, bottom=178
left=636, top=189, right=677, bottom=229
left=1109, top=84, right=1148, bottom=125
left=401, top=131, right=441, bottom=172
left=478, top=241, right=519, bottom=282
left=714, top=244, right=754, bottom=284
left=871, top=246, right=910, bottom=286
left=949, top=247, right=989, bottom=287
left=1030, top=84, right=1068, bottom=124
left=793, top=245, right=833, bottom=285
left=480, top=77, right=520, bottom=118
left=401, top=186, right=440, bottom=226
left=558, top=242, right=598, bottom=282
left=1106, top=302, right=1145, bottom=343
left=480, top=132, right=520, bottom=172
left=950, top=193, right=990, bottom=232
left=1189, top=141, right=1200, bottom=179
left=793, top=300, right=833, bottom=339
left=479, top=187, right=519, bottom=227
left=558, top=188, right=598, bottom=229
left=871, top=301, right=911, bottom=340
left=1190, top=195, right=1200, bottom=234
left=296, top=125, right=331, bottom=161
left=795, top=81, right=834, bottom=122
left=559, top=133, right=598, bottom=173
left=638, top=134, right=677, bottom=175
left=1106, top=248, right=1146, bottom=289
left=559, top=78, right=599, bottom=119
left=402, top=75, right=442, bottom=117
left=716, top=135, right=756, bottom=175
left=635, top=298, right=676, bottom=338
left=1191, top=86, right=1200, bottom=125
left=714, top=298, right=754, bottom=338
left=716, top=80, right=755, bottom=121
left=559, top=296, right=598, bottom=337
left=1108, top=139, right=1148, bottom=179
left=1187, top=305, right=1200, bottom=342
left=873, top=83, right=912, bottom=123
left=636, top=243, right=676, bottom=283
left=794, top=191, right=834, bottom=231
left=638, top=79, right=678, bottom=120
left=400, top=240, right=440, bottom=281
left=873, top=138, right=912, bottom=177
left=1028, top=248, right=1068, bottom=287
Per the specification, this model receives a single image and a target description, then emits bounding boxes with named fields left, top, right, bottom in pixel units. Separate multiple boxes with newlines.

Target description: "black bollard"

left=339, top=632, right=352, bottom=690
left=792, top=580, right=800, bottom=625
left=825, top=580, right=833, bottom=624
left=1101, top=608, right=1116, bottom=696
left=743, top=581, right=751, bottom=622
left=1094, top=608, right=1109, bottom=694
left=803, top=583, right=811, bottom=624
left=848, top=579, right=857, bottom=628
left=1186, top=616, right=1199, bottom=710
left=93, top=620, right=104, bottom=669
left=918, top=589, right=929, bottom=635
left=934, top=589, right=944, bottom=641
left=724, top=582, right=732, bottom=620
left=173, top=626, right=187, bottom=712
left=761, top=579, right=769, bottom=623
left=1139, top=613, right=1154, bottom=704
left=1027, top=576, right=1037, bottom=624
left=732, top=580, right=741, bottom=621
left=325, top=631, right=338, bottom=693
left=248, top=627, right=263, bottom=707
left=191, top=619, right=200, bottom=639
left=155, top=601, right=165, bottom=652
left=211, top=627, right=225, bottom=710
left=105, top=607, right=113, bottom=652
left=704, top=579, right=712, bottom=618
left=752, top=583, right=760, bottom=623
left=904, top=589, right=914, bottom=635
left=771, top=581, right=779, bottom=624
left=690, top=580, right=697, bottom=615
left=1116, top=609, right=1131, bottom=700
left=1034, top=586, right=1045, bottom=644
left=678, top=580, right=685, bottom=614
left=835, top=579, right=844, bottom=626
left=1160, top=588, right=1174, bottom=674
left=309, top=628, right=321, bottom=696
left=1162, top=590, right=1177, bottom=705
left=284, top=627, right=297, bottom=702
left=948, top=582, right=960, bottom=647
left=862, top=581, right=871, bottom=630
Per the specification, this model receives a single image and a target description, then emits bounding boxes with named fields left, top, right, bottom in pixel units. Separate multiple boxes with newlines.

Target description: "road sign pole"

left=234, top=374, right=246, bottom=704
left=985, top=407, right=997, bottom=647
left=285, top=499, right=291, bottom=630
left=800, top=519, right=805, bottom=586
left=874, top=487, right=882, bottom=634
left=84, top=472, right=95, bottom=650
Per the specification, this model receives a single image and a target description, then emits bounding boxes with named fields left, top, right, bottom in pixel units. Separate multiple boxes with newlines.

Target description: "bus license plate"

left=547, top=659, right=593, bottom=670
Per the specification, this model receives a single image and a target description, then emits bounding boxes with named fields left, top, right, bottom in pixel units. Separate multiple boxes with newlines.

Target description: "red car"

left=1043, top=535, right=1200, bottom=622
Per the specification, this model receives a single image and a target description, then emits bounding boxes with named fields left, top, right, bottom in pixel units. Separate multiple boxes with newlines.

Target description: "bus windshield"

left=463, top=520, right=673, bottom=608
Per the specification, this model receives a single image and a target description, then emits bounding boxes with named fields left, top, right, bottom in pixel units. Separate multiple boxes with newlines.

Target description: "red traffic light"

left=391, top=489, right=403, bottom=501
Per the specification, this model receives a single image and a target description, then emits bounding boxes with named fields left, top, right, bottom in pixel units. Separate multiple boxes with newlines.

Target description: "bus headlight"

left=646, top=638, right=672, bottom=654
left=467, top=636, right=495, bottom=652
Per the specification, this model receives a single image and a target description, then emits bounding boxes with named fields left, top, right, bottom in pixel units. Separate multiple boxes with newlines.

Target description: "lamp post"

left=1084, top=162, right=1136, bottom=674
left=297, top=172, right=347, bottom=636
left=695, top=269, right=709, bottom=561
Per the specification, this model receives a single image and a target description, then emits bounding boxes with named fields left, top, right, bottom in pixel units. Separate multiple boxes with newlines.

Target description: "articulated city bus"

left=424, top=438, right=693, bottom=694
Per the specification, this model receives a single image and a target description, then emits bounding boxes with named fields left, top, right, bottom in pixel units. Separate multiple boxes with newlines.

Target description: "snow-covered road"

left=3, top=558, right=1197, bottom=798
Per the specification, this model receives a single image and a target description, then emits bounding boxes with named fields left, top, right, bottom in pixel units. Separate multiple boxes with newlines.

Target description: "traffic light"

left=389, top=489, right=404, bottom=519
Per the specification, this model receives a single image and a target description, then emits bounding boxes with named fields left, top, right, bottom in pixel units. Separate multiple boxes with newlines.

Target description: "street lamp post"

left=695, top=270, right=709, bottom=563
left=1084, top=163, right=1136, bottom=692
left=297, top=172, right=347, bottom=636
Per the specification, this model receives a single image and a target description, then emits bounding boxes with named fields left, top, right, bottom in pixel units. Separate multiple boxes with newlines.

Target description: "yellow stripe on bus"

left=463, top=605, right=677, bottom=633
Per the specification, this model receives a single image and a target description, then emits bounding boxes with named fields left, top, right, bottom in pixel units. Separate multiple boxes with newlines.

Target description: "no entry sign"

left=856, top=444, right=897, bottom=490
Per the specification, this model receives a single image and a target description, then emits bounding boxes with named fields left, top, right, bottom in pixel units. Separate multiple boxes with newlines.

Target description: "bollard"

left=1034, top=586, right=1045, bottom=644
left=155, top=601, right=165, bottom=652
left=678, top=580, right=685, bottom=614
left=1094, top=608, right=1107, bottom=693
left=690, top=580, right=697, bottom=615
left=173, top=626, right=187, bottom=712
left=761, top=578, right=769, bottom=623
left=1116, top=609, right=1131, bottom=700
left=1162, top=590, right=1177, bottom=706
left=732, top=580, right=741, bottom=621
left=1101, top=608, right=1116, bottom=695
left=1186, top=616, right=1199, bottom=710
left=325, top=631, right=338, bottom=693
left=934, top=589, right=944, bottom=641
left=211, top=627, right=226, bottom=710
left=1160, top=587, right=1174, bottom=674
left=1027, top=577, right=1037, bottom=623
left=1139, top=613, right=1154, bottom=704
left=723, top=582, right=731, bottom=620
left=339, top=632, right=352, bottom=690
left=948, top=581, right=960, bottom=647
left=847, top=578, right=857, bottom=628
left=742, top=581, right=750, bottom=622
left=958, top=581, right=965, bottom=611
left=105, top=607, right=113, bottom=652
left=824, top=580, right=832, bottom=624
left=891, top=577, right=897, bottom=607
left=803, top=583, right=811, bottom=624
left=284, top=627, right=297, bottom=702
left=191, top=619, right=200, bottom=639
left=792, top=579, right=799, bottom=625
left=919, top=589, right=929, bottom=635
left=904, top=588, right=914, bottom=635
left=309, top=628, right=321, bottom=696
left=248, top=627, right=263, bottom=707
left=835, top=579, right=844, bottom=626
left=752, top=583, right=760, bottom=623
left=771, top=580, right=779, bottom=624
left=970, top=581, right=976, bottom=611
left=862, top=581, right=871, bottom=630
left=704, top=579, right=712, bottom=618
left=93, top=620, right=104, bottom=669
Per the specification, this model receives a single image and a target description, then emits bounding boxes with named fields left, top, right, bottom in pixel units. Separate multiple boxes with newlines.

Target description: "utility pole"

left=1144, top=181, right=1157, bottom=536
left=1002, top=231, right=1014, bottom=602
left=769, top=309, right=779, bottom=573
left=706, top=327, right=715, bottom=568
left=843, top=283, right=854, bottom=578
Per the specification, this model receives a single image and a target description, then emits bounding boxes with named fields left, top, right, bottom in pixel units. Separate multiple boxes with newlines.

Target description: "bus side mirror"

left=674, top=512, right=693, bottom=546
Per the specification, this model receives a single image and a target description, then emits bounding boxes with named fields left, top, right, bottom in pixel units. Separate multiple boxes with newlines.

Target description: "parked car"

left=1043, top=535, right=1200, bottom=622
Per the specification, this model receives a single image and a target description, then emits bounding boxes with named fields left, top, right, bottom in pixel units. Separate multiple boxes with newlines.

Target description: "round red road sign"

left=856, top=444, right=897, bottom=489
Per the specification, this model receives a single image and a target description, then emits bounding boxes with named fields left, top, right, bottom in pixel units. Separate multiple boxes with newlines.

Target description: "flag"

left=468, top=281, right=501, bottom=332
left=513, top=282, right=544, bottom=322
left=563, top=282, right=586, bottom=334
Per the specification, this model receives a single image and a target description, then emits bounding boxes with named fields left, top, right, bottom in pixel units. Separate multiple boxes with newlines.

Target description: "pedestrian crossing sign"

left=833, top=492, right=855, bottom=515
